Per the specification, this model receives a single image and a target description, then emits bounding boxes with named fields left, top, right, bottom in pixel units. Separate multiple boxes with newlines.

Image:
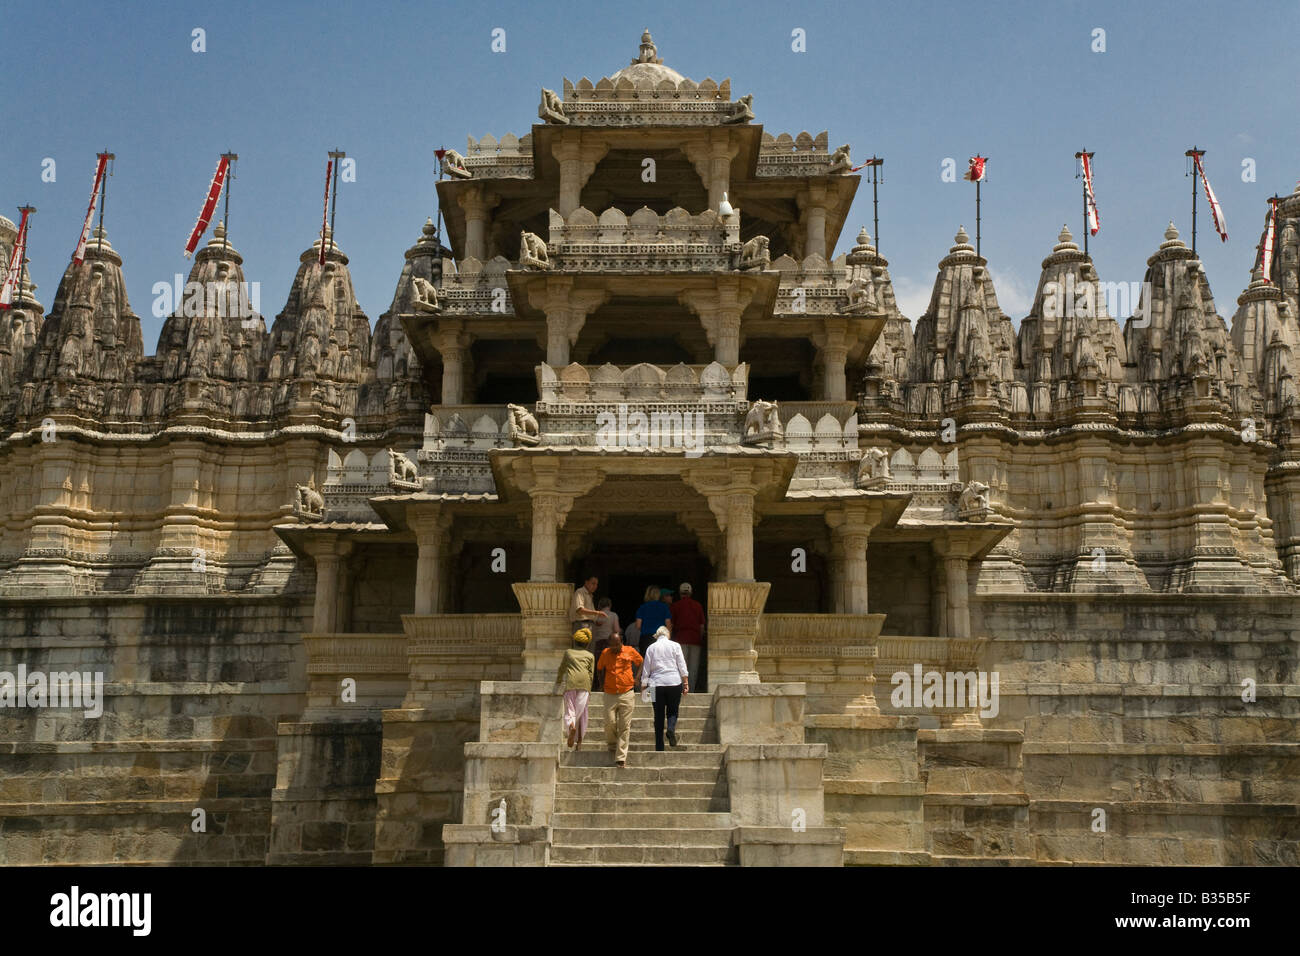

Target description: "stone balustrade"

left=559, top=75, right=740, bottom=127
left=462, top=133, right=534, bottom=179
left=300, top=631, right=409, bottom=718
left=436, top=256, right=515, bottom=314
left=544, top=206, right=744, bottom=272
left=536, top=361, right=748, bottom=404
left=756, top=613, right=884, bottom=714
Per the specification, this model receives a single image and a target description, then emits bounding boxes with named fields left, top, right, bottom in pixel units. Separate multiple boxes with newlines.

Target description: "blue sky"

left=2, top=0, right=1296, bottom=346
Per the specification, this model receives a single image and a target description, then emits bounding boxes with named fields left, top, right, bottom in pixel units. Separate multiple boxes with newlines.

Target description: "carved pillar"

left=436, top=323, right=469, bottom=406
left=826, top=503, right=879, bottom=615
left=708, top=142, right=733, bottom=211
left=528, top=492, right=573, bottom=583
left=546, top=310, right=572, bottom=366
left=715, top=311, right=742, bottom=367
left=801, top=183, right=828, bottom=260
left=552, top=140, right=606, bottom=217
left=305, top=539, right=352, bottom=633
left=335, top=556, right=354, bottom=633
left=458, top=187, right=497, bottom=261
left=411, top=509, right=452, bottom=615
left=827, top=547, right=845, bottom=614
left=944, top=555, right=971, bottom=640
left=704, top=488, right=757, bottom=582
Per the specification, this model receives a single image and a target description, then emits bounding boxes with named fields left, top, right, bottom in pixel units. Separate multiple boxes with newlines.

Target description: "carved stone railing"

left=401, top=613, right=524, bottom=707
left=462, top=133, right=534, bottom=179
left=419, top=405, right=514, bottom=493
left=559, top=75, right=740, bottom=126
left=756, top=131, right=844, bottom=178
left=545, top=206, right=743, bottom=272
left=777, top=403, right=859, bottom=453
left=436, top=257, right=515, bottom=315
left=756, top=613, right=883, bottom=715
left=323, top=446, right=423, bottom=518
left=874, top=635, right=992, bottom=728
left=511, top=582, right=573, bottom=681
left=771, top=253, right=856, bottom=314
left=707, top=581, right=770, bottom=684
left=301, top=631, right=410, bottom=717
left=536, top=361, right=747, bottom=404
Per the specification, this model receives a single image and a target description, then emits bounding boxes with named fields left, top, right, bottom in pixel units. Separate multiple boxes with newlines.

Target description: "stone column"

left=458, top=187, right=496, bottom=261
left=545, top=310, right=572, bottom=366
left=719, top=491, right=756, bottom=581
left=820, top=342, right=849, bottom=402
left=944, top=555, right=971, bottom=640
left=305, top=539, right=352, bottom=633
left=437, top=325, right=469, bottom=406
left=335, top=557, right=354, bottom=633
left=714, top=311, right=742, bottom=367
left=529, top=492, right=573, bottom=583
left=826, top=503, right=878, bottom=615
left=827, top=547, right=845, bottom=613
left=708, top=142, right=733, bottom=211
left=802, top=183, right=828, bottom=260
left=411, top=509, right=451, bottom=615
left=554, top=142, right=584, bottom=217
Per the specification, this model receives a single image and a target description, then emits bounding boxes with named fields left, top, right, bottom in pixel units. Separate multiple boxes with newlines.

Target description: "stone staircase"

left=549, top=694, right=738, bottom=866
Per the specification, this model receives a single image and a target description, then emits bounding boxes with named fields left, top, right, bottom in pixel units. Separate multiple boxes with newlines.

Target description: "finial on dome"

left=214, top=221, right=226, bottom=240
left=423, top=217, right=436, bottom=235
left=955, top=225, right=969, bottom=244
left=634, top=29, right=662, bottom=65
left=1164, top=221, right=1179, bottom=241
left=1058, top=224, right=1072, bottom=244
left=93, top=224, right=106, bottom=240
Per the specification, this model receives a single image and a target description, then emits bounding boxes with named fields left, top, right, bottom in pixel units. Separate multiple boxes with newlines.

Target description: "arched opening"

left=580, top=148, right=708, bottom=215
left=742, top=337, right=816, bottom=401
left=470, top=339, right=544, bottom=404
left=577, top=297, right=709, bottom=366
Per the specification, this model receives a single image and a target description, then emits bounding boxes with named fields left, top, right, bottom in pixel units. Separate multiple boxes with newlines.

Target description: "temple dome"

left=609, top=29, right=687, bottom=85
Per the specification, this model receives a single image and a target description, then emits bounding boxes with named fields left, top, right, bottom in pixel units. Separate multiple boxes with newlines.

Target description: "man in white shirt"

left=640, top=620, right=689, bottom=750
left=570, top=574, right=608, bottom=632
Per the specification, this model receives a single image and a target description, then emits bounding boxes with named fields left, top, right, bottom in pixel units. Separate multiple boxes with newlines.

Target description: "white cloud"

left=891, top=275, right=932, bottom=323
left=988, top=267, right=1034, bottom=322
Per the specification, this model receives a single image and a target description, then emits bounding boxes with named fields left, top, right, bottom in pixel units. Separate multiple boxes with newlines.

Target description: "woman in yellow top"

left=555, top=626, right=596, bottom=750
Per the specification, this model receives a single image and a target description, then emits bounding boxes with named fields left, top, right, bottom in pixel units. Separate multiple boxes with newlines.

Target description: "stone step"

left=554, top=795, right=727, bottom=814
left=553, top=827, right=733, bottom=848
left=556, top=765, right=722, bottom=784
left=582, top=715, right=713, bottom=730
left=571, top=738, right=716, bottom=751
left=560, top=749, right=723, bottom=768
left=549, top=844, right=737, bottom=865
left=553, top=781, right=725, bottom=800
left=553, top=811, right=732, bottom=829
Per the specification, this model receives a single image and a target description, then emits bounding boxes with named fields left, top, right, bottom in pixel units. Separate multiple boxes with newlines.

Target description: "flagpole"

left=975, top=178, right=982, bottom=259
left=869, top=157, right=883, bottom=255
left=95, top=149, right=114, bottom=240
left=1075, top=150, right=1092, bottom=257
left=221, top=152, right=238, bottom=252
left=327, top=148, right=346, bottom=257
left=1186, top=147, right=1203, bottom=256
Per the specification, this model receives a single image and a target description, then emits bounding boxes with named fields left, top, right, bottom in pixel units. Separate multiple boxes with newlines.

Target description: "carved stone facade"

left=0, top=33, right=1296, bottom=868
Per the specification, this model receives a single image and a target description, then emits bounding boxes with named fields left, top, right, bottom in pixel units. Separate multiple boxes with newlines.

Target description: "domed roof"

left=609, top=29, right=687, bottom=85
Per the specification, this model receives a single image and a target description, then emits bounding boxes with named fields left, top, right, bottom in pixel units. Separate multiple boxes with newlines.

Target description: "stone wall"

left=0, top=596, right=309, bottom=864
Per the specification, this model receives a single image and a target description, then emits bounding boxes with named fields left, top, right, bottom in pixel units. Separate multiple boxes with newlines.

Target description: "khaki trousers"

left=603, top=690, right=635, bottom=763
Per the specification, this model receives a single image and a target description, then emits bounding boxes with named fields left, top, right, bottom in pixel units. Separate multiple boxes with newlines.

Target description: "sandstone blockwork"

left=0, top=32, right=1296, bottom=867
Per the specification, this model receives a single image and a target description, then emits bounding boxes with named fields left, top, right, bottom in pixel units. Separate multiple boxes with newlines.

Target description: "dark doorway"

left=565, top=515, right=714, bottom=689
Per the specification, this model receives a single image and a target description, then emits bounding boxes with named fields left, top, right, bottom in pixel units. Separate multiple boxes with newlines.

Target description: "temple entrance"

left=563, top=512, right=715, bottom=688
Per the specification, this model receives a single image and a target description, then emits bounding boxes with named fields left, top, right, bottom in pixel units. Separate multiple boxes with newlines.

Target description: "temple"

left=0, top=32, right=1297, bottom=866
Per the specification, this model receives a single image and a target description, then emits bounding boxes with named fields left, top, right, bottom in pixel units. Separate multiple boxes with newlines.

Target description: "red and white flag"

left=849, top=156, right=883, bottom=173
left=1081, top=152, right=1100, bottom=236
left=0, top=207, right=32, bottom=310
left=319, top=158, right=333, bottom=266
left=183, top=155, right=231, bottom=257
left=1191, top=153, right=1228, bottom=243
left=71, top=153, right=110, bottom=264
left=1261, top=199, right=1279, bottom=283
left=964, top=156, right=987, bottom=182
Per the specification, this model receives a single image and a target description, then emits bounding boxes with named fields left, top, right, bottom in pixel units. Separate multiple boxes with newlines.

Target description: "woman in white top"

left=640, top=620, right=690, bottom=750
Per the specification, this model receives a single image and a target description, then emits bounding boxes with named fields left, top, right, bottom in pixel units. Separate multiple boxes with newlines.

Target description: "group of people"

left=555, top=575, right=706, bottom=768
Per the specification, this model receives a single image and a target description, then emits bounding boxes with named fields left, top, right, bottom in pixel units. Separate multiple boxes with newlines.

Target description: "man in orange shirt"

left=595, top=630, right=643, bottom=768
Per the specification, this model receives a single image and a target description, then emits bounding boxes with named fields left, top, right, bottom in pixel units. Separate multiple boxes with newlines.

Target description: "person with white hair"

left=640, top=618, right=689, bottom=750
